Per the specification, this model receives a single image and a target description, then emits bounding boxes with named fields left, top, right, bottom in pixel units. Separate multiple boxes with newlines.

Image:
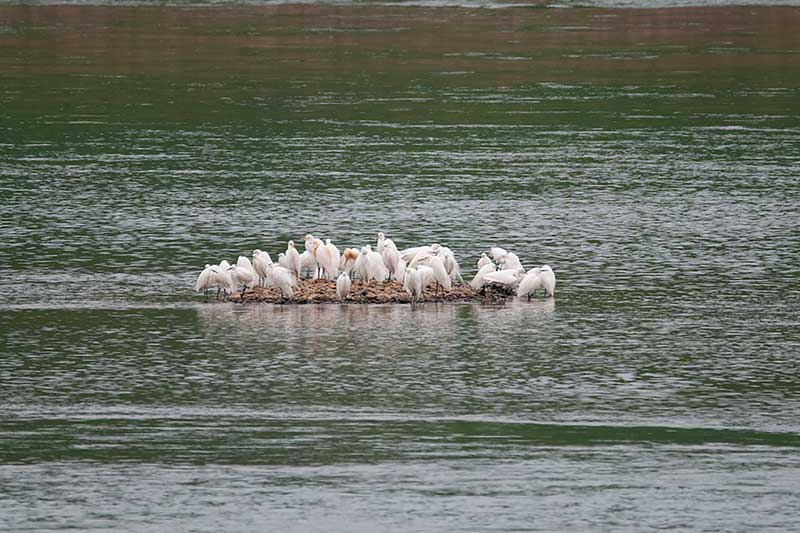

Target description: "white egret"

left=336, top=273, right=351, bottom=301
left=268, top=264, right=296, bottom=300
left=516, top=267, right=543, bottom=300
left=285, top=240, right=302, bottom=279
left=378, top=233, right=405, bottom=283
left=316, top=238, right=340, bottom=280
left=252, top=249, right=273, bottom=287
left=490, top=246, right=508, bottom=265
left=228, top=260, right=258, bottom=300
left=358, top=245, right=388, bottom=282
left=278, top=252, right=292, bottom=273
left=469, top=263, right=496, bottom=290
left=400, top=245, right=433, bottom=265
left=416, top=265, right=435, bottom=291
left=403, top=267, right=424, bottom=305
left=502, top=252, right=523, bottom=271
left=416, top=254, right=451, bottom=293
left=477, top=253, right=492, bottom=270
left=211, top=260, right=232, bottom=299
left=483, top=267, right=525, bottom=290
left=539, top=265, right=556, bottom=297
left=298, top=250, right=317, bottom=279
left=303, top=234, right=324, bottom=278
left=195, top=264, right=214, bottom=301
left=433, top=245, right=462, bottom=283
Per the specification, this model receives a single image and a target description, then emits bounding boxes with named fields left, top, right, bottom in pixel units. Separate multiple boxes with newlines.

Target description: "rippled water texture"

left=1, top=3, right=800, bottom=531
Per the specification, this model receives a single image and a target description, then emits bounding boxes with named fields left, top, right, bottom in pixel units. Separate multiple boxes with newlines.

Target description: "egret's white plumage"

left=299, top=250, right=318, bottom=279
left=416, top=255, right=451, bottom=291
left=490, top=246, right=508, bottom=265
left=252, top=249, right=273, bottom=287
left=268, top=264, right=296, bottom=299
left=477, top=253, right=493, bottom=270
left=403, top=267, right=424, bottom=304
left=303, top=234, right=324, bottom=278
left=278, top=252, right=292, bottom=272
left=316, top=238, right=340, bottom=280
left=539, top=265, right=556, bottom=297
left=470, top=262, right=497, bottom=289
left=336, top=273, right=351, bottom=301
left=516, top=267, right=543, bottom=300
left=434, top=245, right=462, bottom=283
left=501, top=252, right=523, bottom=271
left=376, top=232, right=388, bottom=254
left=195, top=264, right=214, bottom=298
left=400, top=245, right=432, bottom=265
left=483, top=267, right=525, bottom=290
left=416, top=265, right=435, bottom=290
left=211, top=260, right=233, bottom=296
left=228, top=261, right=257, bottom=296
left=285, top=241, right=302, bottom=279
left=358, top=245, right=388, bottom=282
left=378, top=233, right=405, bottom=283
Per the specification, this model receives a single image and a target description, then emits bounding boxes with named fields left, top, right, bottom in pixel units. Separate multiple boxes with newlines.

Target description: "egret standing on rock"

left=403, top=267, right=423, bottom=306
left=316, top=238, right=340, bottom=280
left=267, top=263, right=296, bottom=300
left=336, top=272, right=351, bottom=301
left=416, top=254, right=451, bottom=293
left=285, top=241, right=302, bottom=279
left=252, top=249, right=273, bottom=287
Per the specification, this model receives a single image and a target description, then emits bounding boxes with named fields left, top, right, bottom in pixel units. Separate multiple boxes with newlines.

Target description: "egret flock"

left=194, top=232, right=555, bottom=303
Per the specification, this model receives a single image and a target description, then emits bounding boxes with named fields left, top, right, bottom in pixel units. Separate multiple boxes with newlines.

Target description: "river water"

left=2, top=2, right=800, bottom=531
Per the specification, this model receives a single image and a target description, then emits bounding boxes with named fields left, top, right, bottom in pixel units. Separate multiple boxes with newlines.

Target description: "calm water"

left=2, top=2, right=800, bottom=531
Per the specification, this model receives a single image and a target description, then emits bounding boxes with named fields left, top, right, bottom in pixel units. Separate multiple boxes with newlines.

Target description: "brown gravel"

left=225, top=278, right=499, bottom=304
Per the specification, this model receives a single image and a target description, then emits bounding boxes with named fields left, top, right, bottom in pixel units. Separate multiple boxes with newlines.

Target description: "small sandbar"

left=226, top=279, right=508, bottom=304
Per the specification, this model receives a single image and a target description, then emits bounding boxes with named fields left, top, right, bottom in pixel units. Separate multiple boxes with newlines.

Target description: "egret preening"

left=483, top=267, right=525, bottom=291
left=470, top=263, right=497, bottom=290
left=414, top=265, right=434, bottom=291
left=268, top=264, right=296, bottom=300
left=336, top=273, right=351, bottom=301
left=517, top=267, right=543, bottom=300
left=502, top=252, right=523, bottom=271
left=403, top=267, right=424, bottom=305
left=539, top=265, right=556, bottom=297
left=433, top=245, right=462, bottom=283
left=298, top=250, right=318, bottom=279
left=400, top=245, right=432, bottom=266
left=416, top=254, right=451, bottom=293
left=211, top=260, right=232, bottom=299
left=195, top=264, right=214, bottom=301
left=490, top=246, right=508, bottom=265
left=359, top=245, right=388, bottom=282
left=228, top=260, right=258, bottom=301
left=285, top=241, right=302, bottom=279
